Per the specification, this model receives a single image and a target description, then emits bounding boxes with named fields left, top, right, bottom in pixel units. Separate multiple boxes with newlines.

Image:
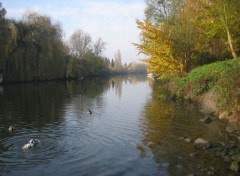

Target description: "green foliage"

left=0, top=10, right=113, bottom=82
left=176, top=59, right=240, bottom=110
left=0, top=6, right=146, bottom=83
left=3, top=13, right=68, bottom=82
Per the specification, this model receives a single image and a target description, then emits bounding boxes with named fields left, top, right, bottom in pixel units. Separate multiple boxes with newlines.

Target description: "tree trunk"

left=225, top=25, right=238, bottom=59
left=221, top=4, right=238, bottom=59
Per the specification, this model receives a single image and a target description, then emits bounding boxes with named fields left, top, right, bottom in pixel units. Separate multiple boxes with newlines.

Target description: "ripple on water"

left=0, top=120, right=111, bottom=174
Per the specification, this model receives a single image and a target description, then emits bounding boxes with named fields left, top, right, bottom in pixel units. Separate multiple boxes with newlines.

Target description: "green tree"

left=144, top=0, right=180, bottom=24
left=211, top=0, right=239, bottom=59
left=4, top=11, right=67, bottom=81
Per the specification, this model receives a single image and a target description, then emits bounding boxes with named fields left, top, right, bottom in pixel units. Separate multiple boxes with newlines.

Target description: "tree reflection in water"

left=138, top=80, right=230, bottom=176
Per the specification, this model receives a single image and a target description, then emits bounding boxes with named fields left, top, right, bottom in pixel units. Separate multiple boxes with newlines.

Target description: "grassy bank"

left=173, top=59, right=240, bottom=113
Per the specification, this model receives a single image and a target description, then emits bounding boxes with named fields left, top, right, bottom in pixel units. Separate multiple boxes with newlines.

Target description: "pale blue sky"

left=1, top=0, right=145, bottom=64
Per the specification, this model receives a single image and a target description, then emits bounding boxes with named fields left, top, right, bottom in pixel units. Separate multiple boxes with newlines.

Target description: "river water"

left=0, top=75, right=233, bottom=175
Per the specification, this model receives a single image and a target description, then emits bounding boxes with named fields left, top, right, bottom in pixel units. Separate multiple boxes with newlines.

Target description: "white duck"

left=8, top=125, right=16, bottom=132
left=22, top=139, right=40, bottom=150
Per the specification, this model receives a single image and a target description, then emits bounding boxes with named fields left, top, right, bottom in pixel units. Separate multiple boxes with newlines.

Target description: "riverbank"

left=162, top=59, right=240, bottom=173
left=169, top=59, right=240, bottom=125
left=151, top=75, right=240, bottom=174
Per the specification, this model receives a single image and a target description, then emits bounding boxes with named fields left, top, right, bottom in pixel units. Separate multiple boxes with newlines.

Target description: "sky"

left=1, top=0, right=145, bottom=64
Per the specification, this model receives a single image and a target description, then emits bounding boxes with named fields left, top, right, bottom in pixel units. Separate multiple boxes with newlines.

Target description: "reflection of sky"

left=58, top=76, right=160, bottom=175
left=63, top=76, right=152, bottom=141
left=0, top=76, right=161, bottom=176
left=62, top=76, right=151, bottom=140
left=103, top=80, right=152, bottom=137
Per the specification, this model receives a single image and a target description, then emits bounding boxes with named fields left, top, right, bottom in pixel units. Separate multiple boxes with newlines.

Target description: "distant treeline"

left=0, top=3, right=146, bottom=83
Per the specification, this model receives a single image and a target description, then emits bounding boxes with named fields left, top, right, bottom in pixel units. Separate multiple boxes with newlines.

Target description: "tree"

left=0, top=6, right=112, bottom=82
left=21, top=11, right=66, bottom=79
left=212, top=0, right=239, bottom=59
left=114, top=49, right=122, bottom=71
left=138, top=0, right=240, bottom=77
left=68, top=30, right=92, bottom=59
left=170, top=0, right=204, bottom=71
left=144, top=0, right=176, bottom=24
left=2, top=11, right=68, bottom=82
left=141, top=0, right=198, bottom=72
left=134, top=20, right=183, bottom=78
left=93, top=38, right=106, bottom=56
left=111, top=59, right=115, bottom=68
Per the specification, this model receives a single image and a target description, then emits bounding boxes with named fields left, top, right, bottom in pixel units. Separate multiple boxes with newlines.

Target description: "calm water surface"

left=0, top=75, right=231, bottom=175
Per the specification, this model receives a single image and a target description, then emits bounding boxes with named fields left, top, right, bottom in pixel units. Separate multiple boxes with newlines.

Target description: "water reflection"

left=0, top=75, right=146, bottom=125
left=140, top=81, right=229, bottom=175
left=0, top=75, right=230, bottom=176
left=0, top=74, right=154, bottom=175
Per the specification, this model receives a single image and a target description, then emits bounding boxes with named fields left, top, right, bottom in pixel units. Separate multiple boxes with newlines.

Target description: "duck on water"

left=8, top=125, right=16, bottom=132
left=8, top=125, right=40, bottom=150
left=22, top=139, right=40, bottom=150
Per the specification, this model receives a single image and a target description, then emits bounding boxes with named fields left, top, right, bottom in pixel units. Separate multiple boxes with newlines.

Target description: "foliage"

left=93, top=38, right=106, bottom=56
left=176, top=59, right=240, bottom=110
left=135, top=0, right=240, bottom=77
left=0, top=9, right=114, bottom=82
left=0, top=4, right=147, bottom=83
left=2, top=12, right=67, bottom=81
left=133, top=20, right=183, bottom=79
left=210, top=0, right=240, bottom=59
left=68, top=29, right=92, bottom=59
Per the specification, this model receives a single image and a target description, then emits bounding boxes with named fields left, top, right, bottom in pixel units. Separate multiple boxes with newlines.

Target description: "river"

left=0, top=75, right=233, bottom=175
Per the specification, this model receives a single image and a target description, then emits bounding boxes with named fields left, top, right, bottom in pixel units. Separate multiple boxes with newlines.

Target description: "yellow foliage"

left=133, top=20, right=183, bottom=79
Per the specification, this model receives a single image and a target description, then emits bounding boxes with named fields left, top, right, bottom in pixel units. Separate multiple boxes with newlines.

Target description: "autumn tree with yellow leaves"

left=135, top=0, right=240, bottom=78
left=133, top=20, right=183, bottom=79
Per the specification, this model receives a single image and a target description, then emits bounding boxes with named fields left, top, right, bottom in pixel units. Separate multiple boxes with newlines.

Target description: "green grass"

left=176, top=59, right=240, bottom=110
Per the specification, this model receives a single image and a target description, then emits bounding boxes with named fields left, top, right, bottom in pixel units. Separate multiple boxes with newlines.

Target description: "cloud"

left=71, top=1, right=145, bottom=62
